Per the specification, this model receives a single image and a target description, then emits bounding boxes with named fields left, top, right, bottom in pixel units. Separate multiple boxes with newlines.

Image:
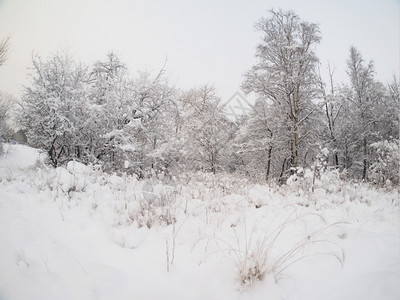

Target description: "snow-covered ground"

left=0, top=144, right=399, bottom=300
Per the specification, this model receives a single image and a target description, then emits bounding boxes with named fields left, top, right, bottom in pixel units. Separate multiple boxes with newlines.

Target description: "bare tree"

left=0, top=37, right=10, bottom=66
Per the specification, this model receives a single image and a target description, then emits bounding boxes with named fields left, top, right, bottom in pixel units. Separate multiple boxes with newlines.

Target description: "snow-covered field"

left=0, top=144, right=399, bottom=300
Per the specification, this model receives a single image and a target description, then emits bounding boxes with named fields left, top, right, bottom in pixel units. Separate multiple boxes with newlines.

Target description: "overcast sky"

left=0, top=0, right=398, bottom=102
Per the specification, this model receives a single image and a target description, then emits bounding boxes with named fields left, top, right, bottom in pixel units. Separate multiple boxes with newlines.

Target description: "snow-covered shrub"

left=124, top=179, right=178, bottom=228
left=284, top=166, right=345, bottom=202
left=281, top=148, right=331, bottom=197
left=317, top=169, right=343, bottom=194
left=369, top=140, right=399, bottom=186
left=285, top=167, right=312, bottom=195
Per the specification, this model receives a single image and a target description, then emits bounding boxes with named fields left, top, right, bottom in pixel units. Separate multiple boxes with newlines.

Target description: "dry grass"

left=194, top=211, right=345, bottom=287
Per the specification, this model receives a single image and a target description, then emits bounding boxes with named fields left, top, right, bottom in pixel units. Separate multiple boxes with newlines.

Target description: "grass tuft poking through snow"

left=194, top=211, right=345, bottom=288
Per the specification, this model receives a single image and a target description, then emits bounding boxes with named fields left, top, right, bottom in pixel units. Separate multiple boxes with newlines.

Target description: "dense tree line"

left=239, top=10, right=399, bottom=184
left=6, top=9, right=399, bottom=185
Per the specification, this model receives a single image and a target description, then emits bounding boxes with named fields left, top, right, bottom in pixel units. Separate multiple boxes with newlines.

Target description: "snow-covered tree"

left=345, top=47, right=393, bottom=180
left=88, top=52, right=133, bottom=170
left=234, top=98, right=278, bottom=181
left=388, top=75, right=399, bottom=105
left=180, top=85, right=231, bottom=174
left=19, top=52, right=90, bottom=167
left=129, top=70, right=178, bottom=176
left=381, top=76, right=400, bottom=139
left=242, top=9, right=322, bottom=179
left=0, top=91, right=12, bottom=154
left=88, top=53, right=177, bottom=176
left=369, top=139, right=399, bottom=186
left=318, top=65, right=344, bottom=168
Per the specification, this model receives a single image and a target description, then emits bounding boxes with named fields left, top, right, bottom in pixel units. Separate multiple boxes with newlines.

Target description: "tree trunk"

left=291, top=126, right=299, bottom=171
left=211, top=162, right=216, bottom=174
left=362, top=136, right=368, bottom=180
left=361, top=110, right=368, bottom=180
left=334, top=151, right=339, bottom=168
left=49, top=145, right=57, bottom=167
left=211, top=152, right=217, bottom=174
left=278, top=157, right=287, bottom=184
left=49, top=137, right=58, bottom=167
left=266, top=146, right=272, bottom=182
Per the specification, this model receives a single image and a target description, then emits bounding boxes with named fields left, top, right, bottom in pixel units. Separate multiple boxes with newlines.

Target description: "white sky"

left=0, top=0, right=398, bottom=103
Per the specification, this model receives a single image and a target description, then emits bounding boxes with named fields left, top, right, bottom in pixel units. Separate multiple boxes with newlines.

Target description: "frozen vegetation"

left=0, top=144, right=398, bottom=299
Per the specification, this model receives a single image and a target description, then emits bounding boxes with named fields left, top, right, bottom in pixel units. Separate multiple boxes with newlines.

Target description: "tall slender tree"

left=318, top=65, right=343, bottom=168
left=346, top=47, right=382, bottom=180
left=243, top=9, right=322, bottom=179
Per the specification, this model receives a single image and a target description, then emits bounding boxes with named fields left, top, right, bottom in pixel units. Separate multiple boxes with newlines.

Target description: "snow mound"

left=0, top=144, right=43, bottom=170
